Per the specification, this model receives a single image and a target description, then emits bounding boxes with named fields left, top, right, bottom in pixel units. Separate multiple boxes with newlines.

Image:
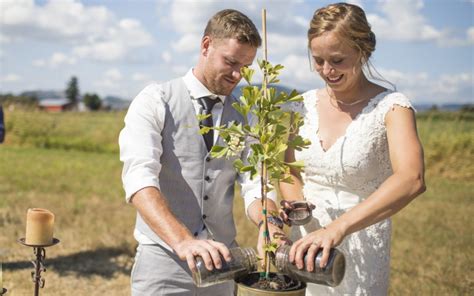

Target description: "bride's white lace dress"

left=287, top=89, right=414, bottom=295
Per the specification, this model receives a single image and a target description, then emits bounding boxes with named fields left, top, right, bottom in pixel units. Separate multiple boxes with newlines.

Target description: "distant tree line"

left=0, top=76, right=103, bottom=111
left=0, top=93, right=38, bottom=106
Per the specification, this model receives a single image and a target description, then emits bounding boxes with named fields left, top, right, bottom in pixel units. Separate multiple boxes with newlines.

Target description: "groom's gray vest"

left=135, top=78, right=243, bottom=248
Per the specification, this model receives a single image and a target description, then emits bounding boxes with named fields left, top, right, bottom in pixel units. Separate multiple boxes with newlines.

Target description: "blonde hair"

left=204, top=9, right=261, bottom=48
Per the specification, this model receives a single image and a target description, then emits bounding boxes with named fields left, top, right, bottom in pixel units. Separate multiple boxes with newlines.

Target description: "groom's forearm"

left=247, top=199, right=279, bottom=226
left=131, top=186, right=194, bottom=249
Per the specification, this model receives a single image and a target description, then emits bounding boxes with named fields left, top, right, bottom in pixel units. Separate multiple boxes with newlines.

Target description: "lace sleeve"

left=281, top=100, right=305, bottom=114
left=377, top=92, right=415, bottom=123
left=280, top=89, right=315, bottom=116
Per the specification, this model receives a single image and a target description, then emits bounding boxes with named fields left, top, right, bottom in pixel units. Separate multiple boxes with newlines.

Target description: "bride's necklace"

left=331, top=96, right=368, bottom=106
left=326, top=88, right=368, bottom=107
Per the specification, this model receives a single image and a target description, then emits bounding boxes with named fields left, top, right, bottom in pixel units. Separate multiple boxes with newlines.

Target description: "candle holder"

left=18, top=238, right=60, bottom=296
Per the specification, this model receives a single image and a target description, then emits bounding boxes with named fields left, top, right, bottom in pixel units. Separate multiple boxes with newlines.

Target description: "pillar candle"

left=25, top=208, right=55, bottom=245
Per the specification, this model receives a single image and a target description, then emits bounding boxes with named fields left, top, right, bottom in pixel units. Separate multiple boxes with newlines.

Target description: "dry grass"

left=0, top=110, right=472, bottom=295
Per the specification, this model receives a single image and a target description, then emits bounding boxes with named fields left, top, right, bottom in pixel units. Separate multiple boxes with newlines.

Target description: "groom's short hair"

left=203, top=9, right=262, bottom=47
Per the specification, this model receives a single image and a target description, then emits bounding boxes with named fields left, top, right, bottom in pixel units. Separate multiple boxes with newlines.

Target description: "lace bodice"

left=288, top=89, right=414, bottom=209
left=286, top=89, right=414, bottom=295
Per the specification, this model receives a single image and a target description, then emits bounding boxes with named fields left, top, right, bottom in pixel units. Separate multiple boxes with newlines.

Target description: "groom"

left=119, top=9, right=283, bottom=295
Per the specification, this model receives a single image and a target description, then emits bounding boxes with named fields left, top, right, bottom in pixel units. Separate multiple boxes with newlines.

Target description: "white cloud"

left=367, top=0, right=472, bottom=47
left=172, top=33, right=202, bottom=53
left=346, top=0, right=364, bottom=8
left=161, top=51, right=172, bottom=63
left=32, top=59, right=46, bottom=67
left=33, top=52, right=76, bottom=68
left=433, top=73, right=473, bottom=96
left=159, top=0, right=312, bottom=84
left=73, top=41, right=127, bottom=61
left=1, top=0, right=34, bottom=25
left=132, top=73, right=151, bottom=82
left=72, top=17, right=153, bottom=61
left=1, top=0, right=110, bottom=41
left=278, top=54, right=321, bottom=91
left=0, top=33, right=13, bottom=44
left=165, top=0, right=307, bottom=34
left=378, top=68, right=473, bottom=104
left=1, top=0, right=153, bottom=62
left=435, top=26, right=474, bottom=47
left=105, top=68, right=122, bottom=81
left=167, top=1, right=224, bottom=34
left=1, top=73, right=22, bottom=82
left=171, top=65, right=189, bottom=76
left=267, top=33, right=307, bottom=56
left=94, top=68, right=123, bottom=89
left=467, top=27, right=474, bottom=44
left=368, top=0, right=443, bottom=42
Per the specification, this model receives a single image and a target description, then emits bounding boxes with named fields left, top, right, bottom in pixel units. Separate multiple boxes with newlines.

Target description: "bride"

left=280, top=3, right=426, bottom=295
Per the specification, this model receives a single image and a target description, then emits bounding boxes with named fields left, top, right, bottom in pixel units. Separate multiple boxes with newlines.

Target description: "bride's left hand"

left=289, top=223, right=345, bottom=271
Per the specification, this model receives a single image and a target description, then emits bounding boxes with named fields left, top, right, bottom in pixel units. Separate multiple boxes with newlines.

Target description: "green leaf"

left=227, top=122, right=244, bottom=135
left=233, top=159, right=244, bottom=171
left=274, top=64, right=284, bottom=71
left=240, top=165, right=255, bottom=172
left=286, top=160, right=305, bottom=168
left=275, top=124, right=287, bottom=135
left=279, top=175, right=294, bottom=184
left=274, top=142, right=288, bottom=155
left=239, top=93, right=249, bottom=107
left=210, top=145, right=229, bottom=158
left=250, top=167, right=258, bottom=180
left=287, top=90, right=303, bottom=102
left=199, top=126, right=211, bottom=135
left=268, top=76, right=280, bottom=84
left=262, top=241, right=278, bottom=254
left=289, top=135, right=311, bottom=150
left=232, top=102, right=247, bottom=117
left=241, top=66, right=255, bottom=85
left=243, top=124, right=252, bottom=134
left=196, top=113, right=211, bottom=121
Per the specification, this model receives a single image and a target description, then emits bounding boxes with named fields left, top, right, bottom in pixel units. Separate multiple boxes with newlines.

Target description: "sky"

left=0, top=0, right=473, bottom=105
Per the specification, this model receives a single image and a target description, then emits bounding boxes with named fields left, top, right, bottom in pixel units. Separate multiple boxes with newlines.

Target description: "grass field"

left=1, top=109, right=472, bottom=295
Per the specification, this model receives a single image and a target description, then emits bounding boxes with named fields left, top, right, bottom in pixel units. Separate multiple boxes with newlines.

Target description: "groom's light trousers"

left=131, top=243, right=234, bottom=296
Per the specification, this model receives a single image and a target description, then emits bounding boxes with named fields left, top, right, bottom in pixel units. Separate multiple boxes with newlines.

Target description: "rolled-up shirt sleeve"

left=119, top=83, right=166, bottom=202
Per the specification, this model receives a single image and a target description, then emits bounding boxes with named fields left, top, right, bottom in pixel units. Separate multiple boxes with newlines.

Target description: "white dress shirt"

left=119, top=69, right=276, bottom=245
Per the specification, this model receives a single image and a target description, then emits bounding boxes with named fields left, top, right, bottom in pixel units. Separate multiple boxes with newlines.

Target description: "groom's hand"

left=173, top=238, right=232, bottom=272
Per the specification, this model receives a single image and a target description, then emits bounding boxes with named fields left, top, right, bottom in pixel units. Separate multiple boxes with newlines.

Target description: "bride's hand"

left=288, top=223, right=345, bottom=271
left=279, top=200, right=316, bottom=226
left=279, top=200, right=295, bottom=225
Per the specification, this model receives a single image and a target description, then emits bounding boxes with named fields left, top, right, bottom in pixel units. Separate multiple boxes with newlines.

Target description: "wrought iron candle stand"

left=18, top=238, right=60, bottom=296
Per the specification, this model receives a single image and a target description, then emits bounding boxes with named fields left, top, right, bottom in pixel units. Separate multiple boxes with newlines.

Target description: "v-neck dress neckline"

left=313, top=89, right=390, bottom=154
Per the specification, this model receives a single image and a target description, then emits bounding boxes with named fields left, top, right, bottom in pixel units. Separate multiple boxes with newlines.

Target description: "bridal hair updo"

left=308, top=3, right=376, bottom=64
